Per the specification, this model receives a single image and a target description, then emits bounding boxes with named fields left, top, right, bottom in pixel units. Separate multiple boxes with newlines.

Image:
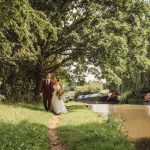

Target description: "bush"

left=75, top=82, right=104, bottom=98
left=119, top=91, right=133, bottom=103
left=0, top=94, right=5, bottom=103
left=74, top=90, right=93, bottom=99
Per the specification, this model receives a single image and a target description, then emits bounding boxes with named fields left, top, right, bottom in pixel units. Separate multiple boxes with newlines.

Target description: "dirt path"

left=49, top=115, right=65, bottom=150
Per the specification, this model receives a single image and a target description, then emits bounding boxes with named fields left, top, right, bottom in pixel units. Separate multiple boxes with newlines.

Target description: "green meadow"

left=0, top=103, right=52, bottom=150
left=58, top=102, right=135, bottom=150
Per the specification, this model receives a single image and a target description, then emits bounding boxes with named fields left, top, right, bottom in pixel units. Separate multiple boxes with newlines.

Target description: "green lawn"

left=0, top=102, right=135, bottom=150
left=0, top=103, right=52, bottom=150
left=58, top=102, right=135, bottom=150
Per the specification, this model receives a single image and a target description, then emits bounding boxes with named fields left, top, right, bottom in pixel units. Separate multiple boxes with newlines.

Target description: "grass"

left=0, top=103, right=52, bottom=150
left=0, top=101, right=135, bottom=150
left=58, top=102, right=135, bottom=150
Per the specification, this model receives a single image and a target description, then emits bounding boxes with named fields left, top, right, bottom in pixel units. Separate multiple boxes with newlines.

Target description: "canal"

left=90, top=104, right=150, bottom=150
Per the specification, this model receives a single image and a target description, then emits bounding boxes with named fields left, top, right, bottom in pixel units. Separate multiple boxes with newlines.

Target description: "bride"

left=51, top=77, right=67, bottom=114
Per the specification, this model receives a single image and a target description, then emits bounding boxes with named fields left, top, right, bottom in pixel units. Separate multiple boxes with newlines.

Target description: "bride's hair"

left=56, top=77, right=62, bottom=90
left=56, top=77, right=60, bottom=82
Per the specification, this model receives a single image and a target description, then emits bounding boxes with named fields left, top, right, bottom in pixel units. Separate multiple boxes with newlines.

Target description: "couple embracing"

left=40, top=73, right=67, bottom=114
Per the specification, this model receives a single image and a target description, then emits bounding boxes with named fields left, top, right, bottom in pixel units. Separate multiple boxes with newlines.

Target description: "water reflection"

left=91, top=104, right=109, bottom=119
left=91, top=104, right=150, bottom=149
left=146, top=105, right=150, bottom=116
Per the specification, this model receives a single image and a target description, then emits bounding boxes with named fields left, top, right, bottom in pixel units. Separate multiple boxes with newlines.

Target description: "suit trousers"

left=43, top=95, right=52, bottom=111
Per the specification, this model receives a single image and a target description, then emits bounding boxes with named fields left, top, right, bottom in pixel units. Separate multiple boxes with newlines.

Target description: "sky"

left=85, top=73, right=106, bottom=83
left=85, top=74, right=96, bottom=82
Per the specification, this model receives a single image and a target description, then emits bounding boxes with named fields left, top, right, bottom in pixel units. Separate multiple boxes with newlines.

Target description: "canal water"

left=90, top=104, right=150, bottom=150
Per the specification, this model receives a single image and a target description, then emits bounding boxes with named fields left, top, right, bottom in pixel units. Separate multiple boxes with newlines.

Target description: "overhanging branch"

left=46, top=57, right=72, bottom=73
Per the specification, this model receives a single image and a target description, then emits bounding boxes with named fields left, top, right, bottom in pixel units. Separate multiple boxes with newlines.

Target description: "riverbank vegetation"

left=74, top=81, right=106, bottom=98
left=58, top=102, right=135, bottom=150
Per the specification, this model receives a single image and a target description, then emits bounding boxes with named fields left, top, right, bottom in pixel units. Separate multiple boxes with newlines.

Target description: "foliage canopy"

left=0, top=0, right=150, bottom=100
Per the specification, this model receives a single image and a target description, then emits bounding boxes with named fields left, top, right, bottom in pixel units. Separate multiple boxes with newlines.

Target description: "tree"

left=0, top=0, right=150, bottom=101
left=0, top=0, right=57, bottom=100
left=30, top=0, right=150, bottom=84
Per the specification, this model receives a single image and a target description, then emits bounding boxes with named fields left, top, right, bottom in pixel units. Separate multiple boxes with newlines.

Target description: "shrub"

left=119, top=91, right=133, bottom=103
left=74, top=82, right=104, bottom=98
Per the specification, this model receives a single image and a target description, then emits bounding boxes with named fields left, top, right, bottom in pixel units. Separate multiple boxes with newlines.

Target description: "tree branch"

left=46, top=57, right=72, bottom=73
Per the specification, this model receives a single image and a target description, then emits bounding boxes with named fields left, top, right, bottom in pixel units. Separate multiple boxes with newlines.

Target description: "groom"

left=40, top=73, right=54, bottom=111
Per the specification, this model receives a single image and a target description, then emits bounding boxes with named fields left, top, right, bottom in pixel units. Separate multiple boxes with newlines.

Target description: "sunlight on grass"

left=58, top=102, right=135, bottom=150
left=60, top=102, right=103, bottom=126
left=0, top=103, right=51, bottom=126
left=0, top=103, right=52, bottom=150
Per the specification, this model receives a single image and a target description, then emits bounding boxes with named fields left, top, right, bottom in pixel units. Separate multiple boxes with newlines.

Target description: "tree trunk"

left=34, top=65, right=43, bottom=102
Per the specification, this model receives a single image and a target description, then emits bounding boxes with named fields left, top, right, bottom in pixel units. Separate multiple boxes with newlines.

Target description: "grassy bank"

left=0, top=103, right=52, bottom=150
left=58, top=102, right=135, bottom=150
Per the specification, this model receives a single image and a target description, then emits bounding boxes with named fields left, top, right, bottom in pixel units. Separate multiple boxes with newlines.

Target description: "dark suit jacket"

left=40, top=79, right=54, bottom=99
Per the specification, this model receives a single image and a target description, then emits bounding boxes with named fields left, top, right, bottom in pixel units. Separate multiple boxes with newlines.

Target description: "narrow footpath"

left=49, top=115, right=65, bottom=150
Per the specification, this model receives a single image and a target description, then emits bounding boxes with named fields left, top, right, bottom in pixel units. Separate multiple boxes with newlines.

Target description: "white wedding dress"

left=51, top=83, right=67, bottom=114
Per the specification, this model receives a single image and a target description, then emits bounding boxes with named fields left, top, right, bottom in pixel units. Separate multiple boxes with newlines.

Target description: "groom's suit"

left=40, top=79, right=54, bottom=111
